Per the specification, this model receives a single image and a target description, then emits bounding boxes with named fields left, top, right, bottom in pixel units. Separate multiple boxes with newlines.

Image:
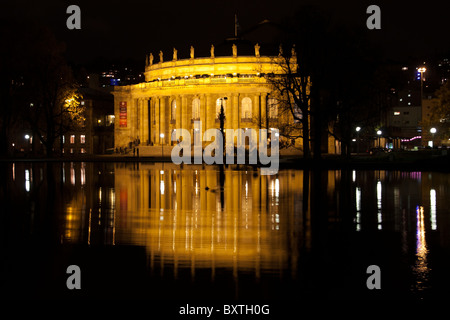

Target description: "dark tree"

left=266, top=6, right=387, bottom=159
left=0, top=22, right=84, bottom=157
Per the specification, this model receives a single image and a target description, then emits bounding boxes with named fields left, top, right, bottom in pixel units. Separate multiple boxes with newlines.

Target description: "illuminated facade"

left=112, top=44, right=312, bottom=155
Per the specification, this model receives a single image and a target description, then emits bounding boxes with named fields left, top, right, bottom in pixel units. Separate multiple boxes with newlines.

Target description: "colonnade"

left=124, top=92, right=268, bottom=147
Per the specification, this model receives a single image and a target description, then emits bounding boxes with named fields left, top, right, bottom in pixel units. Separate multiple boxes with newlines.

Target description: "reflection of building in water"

left=113, top=163, right=303, bottom=278
left=61, top=162, right=116, bottom=244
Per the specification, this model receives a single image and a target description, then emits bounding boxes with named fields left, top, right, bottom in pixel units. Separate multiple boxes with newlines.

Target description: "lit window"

left=62, top=135, right=65, bottom=144
left=80, top=148, right=86, bottom=154
left=394, top=111, right=400, bottom=116
left=241, top=97, right=252, bottom=119
left=70, top=135, right=75, bottom=144
left=80, top=135, right=85, bottom=144
left=107, top=115, right=115, bottom=125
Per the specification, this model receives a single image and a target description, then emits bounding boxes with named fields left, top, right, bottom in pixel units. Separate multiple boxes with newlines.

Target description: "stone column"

left=143, top=98, right=149, bottom=145
left=225, top=95, right=232, bottom=130
left=176, top=95, right=182, bottom=129
left=160, top=96, right=166, bottom=145
left=253, top=94, right=260, bottom=130
left=260, top=93, right=267, bottom=129
left=182, top=95, right=188, bottom=132
left=155, top=96, right=160, bottom=145
left=205, top=94, right=213, bottom=131
left=232, top=93, right=239, bottom=130
left=200, top=94, right=207, bottom=138
left=139, top=98, right=144, bottom=142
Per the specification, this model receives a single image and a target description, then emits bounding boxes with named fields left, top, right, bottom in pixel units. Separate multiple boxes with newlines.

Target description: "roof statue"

left=255, top=43, right=260, bottom=57
left=173, top=48, right=177, bottom=61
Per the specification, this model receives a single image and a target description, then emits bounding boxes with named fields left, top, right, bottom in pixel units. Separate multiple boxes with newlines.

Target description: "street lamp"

left=418, top=67, right=426, bottom=107
left=355, top=127, right=361, bottom=154
left=430, top=127, right=436, bottom=148
left=160, top=133, right=165, bottom=158
left=377, top=130, right=382, bottom=148
left=219, top=97, right=227, bottom=161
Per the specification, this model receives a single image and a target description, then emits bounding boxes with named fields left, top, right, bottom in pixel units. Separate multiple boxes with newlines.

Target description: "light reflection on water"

left=412, top=206, right=430, bottom=296
left=4, top=162, right=450, bottom=299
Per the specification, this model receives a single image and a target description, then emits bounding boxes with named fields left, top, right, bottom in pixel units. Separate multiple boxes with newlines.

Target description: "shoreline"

left=1, top=152, right=449, bottom=172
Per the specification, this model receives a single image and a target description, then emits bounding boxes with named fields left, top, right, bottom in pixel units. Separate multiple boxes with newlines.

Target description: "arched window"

left=216, top=98, right=227, bottom=119
left=293, top=103, right=302, bottom=123
left=192, top=98, right=200, bottom=120
left=241, top=97, right=252, bottom=120
left=171, top=99, right=177, bottom=121
left=268, top=98, right=278, bottom=119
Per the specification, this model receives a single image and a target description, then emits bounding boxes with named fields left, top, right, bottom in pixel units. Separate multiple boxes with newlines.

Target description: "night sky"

left=2, top=0, right=450, bottom=66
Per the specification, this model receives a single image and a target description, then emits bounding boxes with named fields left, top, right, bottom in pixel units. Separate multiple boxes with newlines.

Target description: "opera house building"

left=113, top=42, right=338, bottom=156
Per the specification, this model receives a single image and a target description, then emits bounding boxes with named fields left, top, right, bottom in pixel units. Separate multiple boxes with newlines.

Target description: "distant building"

left=387, top=104, right=422, bottom=148
left=62, top=88, right=114, bottom=155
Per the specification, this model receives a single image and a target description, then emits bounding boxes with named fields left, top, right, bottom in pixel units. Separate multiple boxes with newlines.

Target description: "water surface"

left=1, top=162, right=450, bottom=300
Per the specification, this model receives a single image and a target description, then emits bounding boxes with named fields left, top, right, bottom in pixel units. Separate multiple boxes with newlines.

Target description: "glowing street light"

left=430, top=127, right=437, bottom=148
left=24, top=134, right=30, bottom=140
left=376, top=130, right=382, bottom=148
left=160, top=133, right=165, bottom=159
left=418, top=67, right=426, bottom=107
left=355, top=127, right=361, bottom=154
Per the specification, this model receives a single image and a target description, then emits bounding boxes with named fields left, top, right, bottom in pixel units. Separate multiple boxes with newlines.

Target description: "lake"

left=1, top=161, right=450, bottom=301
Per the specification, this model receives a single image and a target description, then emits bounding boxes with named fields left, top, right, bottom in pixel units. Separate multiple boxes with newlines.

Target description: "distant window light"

left=80, top=148, right=86, bottom=154
left=62, top=135, right=65, bottom=144
left=394, top=111, right=401, bottom=116
left=408, top=102, right=411, bottom=105
left=80, top=135, right=86, bottom=144
left=70, top=135, right=75, bottom=144
left=399, top=98, right=403, bottom=102
left=81, top=101, right=85, bottom=105
left=408, top=94, right=411, bottom=97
